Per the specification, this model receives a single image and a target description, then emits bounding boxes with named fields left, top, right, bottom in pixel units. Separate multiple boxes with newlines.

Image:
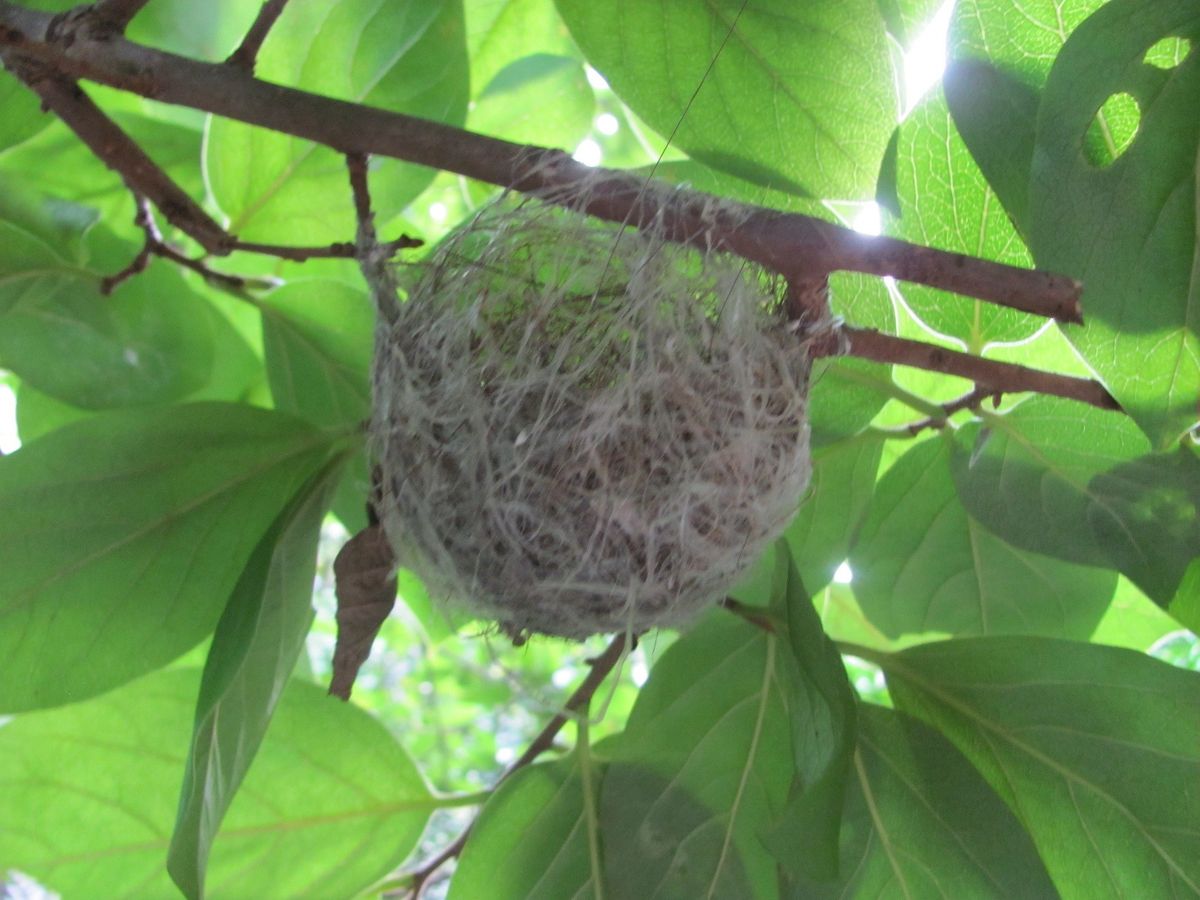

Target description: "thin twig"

left=831, top=327, right=1119, bottom=412
left=226, top=0, right=289, bottom=72
left=400, top=633, right=635, bottom=899
left=0, top=1, right=1083, bottom=324
left=883, top=385, right=1000, bottom=437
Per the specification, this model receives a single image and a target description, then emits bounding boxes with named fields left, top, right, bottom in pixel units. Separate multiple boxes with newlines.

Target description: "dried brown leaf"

left=329, top=524, right=397, bottom=700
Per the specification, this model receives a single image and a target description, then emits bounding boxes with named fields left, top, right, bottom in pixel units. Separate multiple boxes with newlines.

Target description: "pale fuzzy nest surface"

left=369, top=188, right=813, bottom=639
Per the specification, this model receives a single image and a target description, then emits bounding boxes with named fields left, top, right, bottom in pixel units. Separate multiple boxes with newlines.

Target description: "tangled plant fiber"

left=369, top=183, right=814, bottom=639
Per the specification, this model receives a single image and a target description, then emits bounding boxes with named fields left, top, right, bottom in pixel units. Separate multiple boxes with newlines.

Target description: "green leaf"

left=854, top=436, right=1117, bottom=639
left=259, top=278, right=373, bottom=429
left=946, top=0, right=1106, bottom=233
left=874, top=0, right=945, bottom=46
left=1086, top=449, right=1200, bottom=618
left=786, top=434, right=883, bottom=593
left=0, top=189, right=216, bottom=408
left=0, top=113, right=206, bottom=228
left=168, top=455, right=346, bottom=899
left=765, top=544, right=858, bottom=881
left=889, top=90, right=1040, bottom=348
left=951, top=397, right=1198, bottom=611
left=809, top=273, right=896, bottom=443
left=555, top=0, right=895, bottom=198
left=206, top=0, right=468, bottom=243
left=786, top=704, right=1056, bottom=899
left=1030, top=0, right=1200, bottom=445
left=942, top=59, right=1040, bottom=238
left=465, top=0, right=579, bottom=93
left=0, top=668, right=433, bottom=899
left=600, top=613, right=792, bottom=898
left=0, top=403, right=338, bottom=711
left=0, top=70, right=52, bottom=152
left=450, top=754, right=601, bottom=900
left=877, top=636, right=1200, bottom=898
left=469, top=54, right=594, bottom=150
left=126, top=0, right=260, bottom=59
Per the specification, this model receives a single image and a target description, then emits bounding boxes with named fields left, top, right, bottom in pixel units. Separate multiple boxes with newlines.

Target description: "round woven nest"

left=369, top=189, right=813, bottom=639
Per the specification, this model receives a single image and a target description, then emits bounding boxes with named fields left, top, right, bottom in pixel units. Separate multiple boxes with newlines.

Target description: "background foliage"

left=0, top=0, right=1198, bottom=898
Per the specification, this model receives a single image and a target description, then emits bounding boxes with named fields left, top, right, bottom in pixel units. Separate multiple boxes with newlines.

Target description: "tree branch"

left=226, top=0, right=289, bottom=72
left=834, top=327, right=1120, bottom=412
left=0, top=0, right=1083, bottom=324
left=13, top=69, right=233, bottom=254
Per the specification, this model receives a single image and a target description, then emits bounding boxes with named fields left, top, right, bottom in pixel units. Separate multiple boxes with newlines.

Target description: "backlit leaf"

left=0, top=668, right=432, bottom=899
left=555, top=0, right=895, bottom=198
left=889, top=91, right=1040, bottom=348
left=206, top=0, right=469, bottom=243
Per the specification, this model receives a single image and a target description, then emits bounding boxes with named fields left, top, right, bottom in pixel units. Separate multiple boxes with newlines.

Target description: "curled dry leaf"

left=329, top=524, right=397, bottom=700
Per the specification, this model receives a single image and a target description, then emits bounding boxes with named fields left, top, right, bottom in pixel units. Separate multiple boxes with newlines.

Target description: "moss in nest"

left=369, top=187, right=813, bottom=639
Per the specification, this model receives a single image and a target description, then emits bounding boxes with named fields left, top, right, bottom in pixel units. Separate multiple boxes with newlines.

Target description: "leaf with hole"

left=0, top=668, right=433, bottom=899
left=0, top=403, right=339, bottom=711
left=1030, top=0, right=1200, bottom=445
left=877, top=636, right=1200, bottom=898
left=555, top=0, right=895, bottom=198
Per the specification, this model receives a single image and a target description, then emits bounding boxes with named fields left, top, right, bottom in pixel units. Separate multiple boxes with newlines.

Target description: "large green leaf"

left=853, top=436, right=1116, bottom=638
left=206, top=0, right=468, bottom=243
left=0, top=403, right=339, bottom=711
left=951, top=397, right=1198, bottom=616
left=168, top=456, right=347, bottom=899
left=600, top=613, right=792, bottom=898
left=877, top=637, right=1200, bottom=898
left=0, top=187, right=216, bottom=408
left=786, top=704, right=1056, bottom=898
left=0, top=668, right=432, bottom=899
left=555, top=0, right=895, bottom=198
left=764, top=544, right=858, bottom=881
left=1030, top=0, right=1200, bottom=445
left=889, top=90, right=1040, bottom=348
left=945, top=0, right=1106, bottom=232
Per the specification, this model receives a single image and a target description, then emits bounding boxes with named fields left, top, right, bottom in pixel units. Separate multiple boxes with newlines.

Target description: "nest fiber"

left=370, top=188, right=812, bottom=639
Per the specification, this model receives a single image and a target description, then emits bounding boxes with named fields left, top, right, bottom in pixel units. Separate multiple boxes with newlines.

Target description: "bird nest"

left=369, top=186, right=813, bottom=639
